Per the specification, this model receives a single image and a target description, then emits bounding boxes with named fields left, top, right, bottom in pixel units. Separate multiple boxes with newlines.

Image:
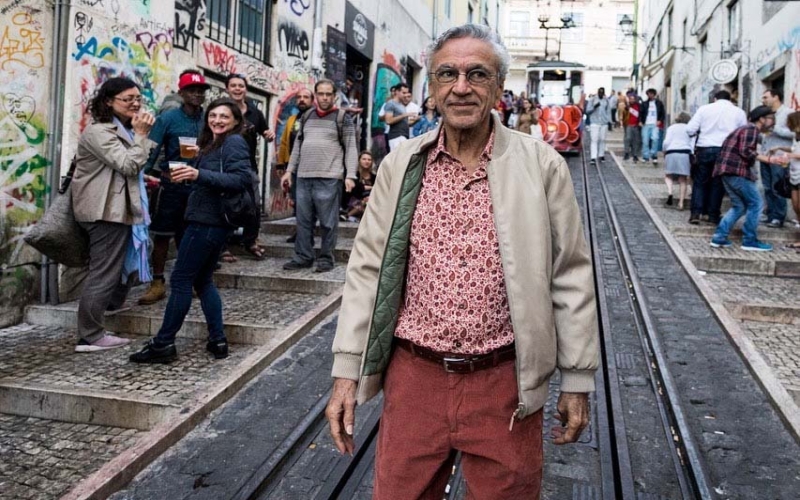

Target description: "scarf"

left=114, top=117, right=152, bottom=284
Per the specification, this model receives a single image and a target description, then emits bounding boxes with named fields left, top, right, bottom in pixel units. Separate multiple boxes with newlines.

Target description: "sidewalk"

left=607, top=128, right=800, bottom=424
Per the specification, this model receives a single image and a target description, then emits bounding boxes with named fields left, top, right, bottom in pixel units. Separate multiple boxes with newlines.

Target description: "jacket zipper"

left=509, top=403, right=525, bottom=431
left=486, top=159, right=527, bottom=431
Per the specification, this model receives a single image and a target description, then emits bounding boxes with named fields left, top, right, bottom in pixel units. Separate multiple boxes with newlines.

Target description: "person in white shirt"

left=585, top=87, right=612, bottom=165
left=760, top=88, right=794, bottom=227
left=662, top=112, right=694, bottom=210
left=685, top=90, right=748, bottom=225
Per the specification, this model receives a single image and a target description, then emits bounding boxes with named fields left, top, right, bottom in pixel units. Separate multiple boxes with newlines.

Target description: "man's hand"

left=326, top=378, right=358, bottom=455
left=552, top=392, right=590, bottom=445
left=262, top=129, right=275, bottom=142
left=345, top=178, right=356, bottom=193
left=280, top=170, right=292, bottom=189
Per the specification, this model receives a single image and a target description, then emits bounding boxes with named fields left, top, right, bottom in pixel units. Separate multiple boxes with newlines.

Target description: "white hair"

left=426, top=24, right=511, bottom=80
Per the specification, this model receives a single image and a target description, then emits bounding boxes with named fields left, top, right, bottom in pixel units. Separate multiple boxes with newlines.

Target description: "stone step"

left=262, top=217, right=360, bottom=239
left=252, top=233, right=353, bottom=262
left=25, top=287, right=332, bottom=345
left=678, top=235, right=800, bottom=277
left=211, top=256, right=345, bottom=294
left=703, top=273, right=800, bottom=324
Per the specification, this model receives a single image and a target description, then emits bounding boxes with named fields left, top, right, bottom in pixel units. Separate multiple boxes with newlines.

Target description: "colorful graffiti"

left=540, top=105, right=583, bottom=153
left=0, top=3, right=49, bottom=324
left=72, top=30, right=172, bottom=131
left=199, top=39, right=315, bottom=95
left=371, top=63, right=402, bottom=130
left=0, top=11, right=45, bottom=70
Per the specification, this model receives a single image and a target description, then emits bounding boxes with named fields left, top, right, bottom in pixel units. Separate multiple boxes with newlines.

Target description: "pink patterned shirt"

left=393, top=130, right=514, bottom=355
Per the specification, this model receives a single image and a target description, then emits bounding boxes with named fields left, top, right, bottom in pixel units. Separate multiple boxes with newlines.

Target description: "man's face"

left=597, top=88, right=605, bottom=98
left=429, top=37, right=503, bottom=134
left=180, top=86, right=207, bottom=108
left=627, top=94, right=636, bottom=104
left=296, top=90, right=313, bottom=111
left=399, top=87, right=412, bottom=105
left=647, top=91, right=656, bottom=101
left=758, top=115, right=776, bottom=131
left=761, top=92, right=777, bottom=109
left=315, top=83, right=335, bottom=111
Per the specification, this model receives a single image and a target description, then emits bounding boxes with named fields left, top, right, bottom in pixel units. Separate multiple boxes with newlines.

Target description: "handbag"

left=775, top=172, right=793, bottom=199
left=218, top=157, right=256, bottom=229
left=24, top=187, right=90, bottom=267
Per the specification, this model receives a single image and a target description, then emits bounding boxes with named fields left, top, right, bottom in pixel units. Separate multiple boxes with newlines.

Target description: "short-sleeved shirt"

left=147, top=107, right=204, bottom=171
left=384, top=100, right=409, bottom=140
left=393, top=129, right=514, bottom=355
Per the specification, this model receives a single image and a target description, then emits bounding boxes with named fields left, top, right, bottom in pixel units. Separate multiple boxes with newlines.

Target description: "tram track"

left=584, top=149, right=713, bottom=500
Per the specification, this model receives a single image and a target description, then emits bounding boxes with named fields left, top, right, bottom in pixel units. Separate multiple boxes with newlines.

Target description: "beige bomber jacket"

left=332, top=114, right=599, bottom=420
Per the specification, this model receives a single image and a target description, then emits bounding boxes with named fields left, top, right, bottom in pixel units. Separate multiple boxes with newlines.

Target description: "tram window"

left=542, top=71, right=567, bottom=81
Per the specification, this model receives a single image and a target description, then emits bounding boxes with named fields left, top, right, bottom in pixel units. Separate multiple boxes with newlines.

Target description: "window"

left=699, top=35, right=707, bottom=71
left=509, top=11, right=531, bottom=37
left=560, top=12, right=584, bottom=43
left=727, top=0, right=740, bottom=46
left=445, top=0, right=452, bottom=19
left=482, top=0, right=489, bottom=26
left=667, top=9, right=673, bottom=47
left=206, top=0, right=274, bottom=61
left=655, top=26, right=662, bottom=55
left=468, top=4, right=474, bottom=24
left=682, top=18, right=687, bottom=48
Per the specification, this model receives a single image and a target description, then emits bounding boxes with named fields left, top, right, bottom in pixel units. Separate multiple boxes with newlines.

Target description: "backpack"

left=297, top=108, right=347, bottom=151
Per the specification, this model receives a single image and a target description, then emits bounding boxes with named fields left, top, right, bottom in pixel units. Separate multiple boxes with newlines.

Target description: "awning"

left=640, top=47, right=676, bottom=80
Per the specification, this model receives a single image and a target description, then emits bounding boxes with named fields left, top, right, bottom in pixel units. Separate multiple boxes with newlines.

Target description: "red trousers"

left=373, top=347, right=544, bottom=500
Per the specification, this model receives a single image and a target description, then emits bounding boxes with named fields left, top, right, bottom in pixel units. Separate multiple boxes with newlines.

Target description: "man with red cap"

left=139, top=69, right=210, bottom=305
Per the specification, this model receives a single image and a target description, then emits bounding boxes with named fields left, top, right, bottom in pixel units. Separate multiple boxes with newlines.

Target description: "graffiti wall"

left=0, top=1, right=51, bottom=326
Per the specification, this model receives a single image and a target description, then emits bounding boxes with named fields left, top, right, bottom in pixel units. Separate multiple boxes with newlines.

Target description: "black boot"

left=129, top=340, right=177, bottom=364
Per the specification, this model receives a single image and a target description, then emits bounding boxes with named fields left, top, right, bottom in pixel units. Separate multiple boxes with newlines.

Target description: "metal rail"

left=591, top=157, right=714, bottom=500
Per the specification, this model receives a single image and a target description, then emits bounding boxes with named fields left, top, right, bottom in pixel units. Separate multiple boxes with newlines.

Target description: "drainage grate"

left=616, top=353, right=636, bottom=370
left=572, top=483, right=600, bottom=500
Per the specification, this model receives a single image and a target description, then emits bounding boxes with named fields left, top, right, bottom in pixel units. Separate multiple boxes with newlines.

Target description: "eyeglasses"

left=114, top=96, right=143, bottom=104
left=429, top=68, right=496, bottom=85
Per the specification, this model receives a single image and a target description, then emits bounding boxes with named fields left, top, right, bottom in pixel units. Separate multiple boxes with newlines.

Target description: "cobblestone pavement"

left=211, top=256, right=347, bottom=282
left=0, top=415, right=142, bottom=500
left=0, top=324, right=259, bottom=403
left=614, top=150, right=800, bottom=408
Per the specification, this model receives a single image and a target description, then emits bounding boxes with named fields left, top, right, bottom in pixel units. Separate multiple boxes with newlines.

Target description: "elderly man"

left=325, top=24, right=599, bottom=498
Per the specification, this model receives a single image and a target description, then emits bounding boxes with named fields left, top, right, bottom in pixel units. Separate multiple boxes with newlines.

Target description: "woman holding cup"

left=130, top=98, right=252, bottom=363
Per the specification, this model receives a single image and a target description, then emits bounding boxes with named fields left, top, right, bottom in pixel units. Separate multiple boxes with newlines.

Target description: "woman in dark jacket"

left=130, top=98, right=251, bottom=363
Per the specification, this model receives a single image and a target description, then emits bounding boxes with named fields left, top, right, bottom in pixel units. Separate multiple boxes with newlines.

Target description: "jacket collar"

left=407, top=112, right=511, bottom=161
left=98, top=121, right=134, bottom=146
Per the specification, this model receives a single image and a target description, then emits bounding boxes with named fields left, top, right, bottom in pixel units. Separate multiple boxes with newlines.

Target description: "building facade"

left=635, top=0, right=800, bottom=122
left=501, top=0, right=635, bottom=95
left=0, top=0, right=504, bottom=326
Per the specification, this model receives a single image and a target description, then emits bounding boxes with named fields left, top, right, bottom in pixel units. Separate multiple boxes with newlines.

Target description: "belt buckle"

left=442, top=356, right=465, bottom=373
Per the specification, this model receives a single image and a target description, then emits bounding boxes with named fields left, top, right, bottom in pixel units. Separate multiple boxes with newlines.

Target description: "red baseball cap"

left=178, top=72, right=211, bottom=90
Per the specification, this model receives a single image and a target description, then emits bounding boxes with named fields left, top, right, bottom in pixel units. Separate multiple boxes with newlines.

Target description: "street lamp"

left=619, top=14, right=634, bottom=37
left=539, top=13, right=576, bottom=60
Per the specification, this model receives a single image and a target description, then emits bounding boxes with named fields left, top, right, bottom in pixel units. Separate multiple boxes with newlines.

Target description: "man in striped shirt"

left=281, top=79, right=358, bottom=273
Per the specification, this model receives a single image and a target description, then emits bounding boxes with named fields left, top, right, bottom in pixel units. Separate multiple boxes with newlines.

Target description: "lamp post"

left=539, top=13, right=576, bottom=61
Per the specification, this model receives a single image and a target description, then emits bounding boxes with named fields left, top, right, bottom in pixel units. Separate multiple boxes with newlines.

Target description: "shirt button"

left=455, top=341, right=462, bottom=348
left=464, top=185, right=471, bottom=191
left=460, top=260, right=468, bottom=267
left=458, top=303, right=467, bottom=310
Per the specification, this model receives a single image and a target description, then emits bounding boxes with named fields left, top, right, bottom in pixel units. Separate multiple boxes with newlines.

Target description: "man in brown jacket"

left=325, top=24, right=598, bottom=498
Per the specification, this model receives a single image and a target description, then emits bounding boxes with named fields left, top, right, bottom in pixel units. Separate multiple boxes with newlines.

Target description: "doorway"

left=346, top=45, right=371, bottom=151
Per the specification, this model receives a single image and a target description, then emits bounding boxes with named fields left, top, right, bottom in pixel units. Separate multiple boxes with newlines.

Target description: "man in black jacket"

left=639, top=88, right=665, bottom=165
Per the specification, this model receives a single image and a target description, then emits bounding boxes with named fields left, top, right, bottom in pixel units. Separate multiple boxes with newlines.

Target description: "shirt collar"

left=431, top=126, right=496, bottom=164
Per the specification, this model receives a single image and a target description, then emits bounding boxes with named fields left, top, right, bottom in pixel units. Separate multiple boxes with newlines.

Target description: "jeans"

left=624, top=126, right=642, bottom=158
left=293, top=178, right=342, bottom=266
left=713, top=176, right=763, bottom=245
left=589, top=123, right=607, bottom=160
left=641, top=124, right=660, bottom=160
left=760, top=162, right=788, bottom=222
left=690, top=147, right=725, bottom=220
left=154, top=223, right=229, bottom=345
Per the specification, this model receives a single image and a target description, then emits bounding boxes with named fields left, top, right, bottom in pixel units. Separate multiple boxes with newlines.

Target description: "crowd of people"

left=613, top=86, right=800, bottom=252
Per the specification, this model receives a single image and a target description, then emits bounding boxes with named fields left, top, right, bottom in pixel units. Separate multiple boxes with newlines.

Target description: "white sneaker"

left=75, top=333, right=131, bottom=352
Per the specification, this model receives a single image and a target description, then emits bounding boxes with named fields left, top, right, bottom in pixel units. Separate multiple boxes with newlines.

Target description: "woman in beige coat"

left=71, top=77, right=155, bottom=352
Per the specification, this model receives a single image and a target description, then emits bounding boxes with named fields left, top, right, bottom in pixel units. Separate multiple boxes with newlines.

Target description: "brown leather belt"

left=395, top=338, right=516, bottom=374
